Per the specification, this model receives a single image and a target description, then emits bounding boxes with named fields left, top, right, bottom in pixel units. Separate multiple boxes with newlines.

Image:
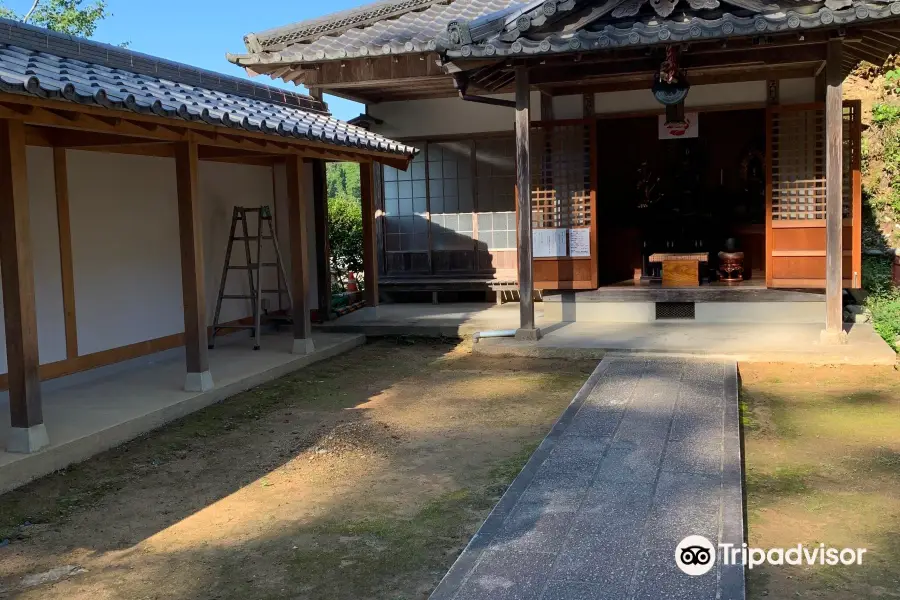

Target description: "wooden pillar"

left=175, top=140, right=213, bottom=391
left=286, top=155, right=315, bottom=354
left=360, top=161, right=379, bottom=316
left=515, top=67, right=540, bottom=340
left=311, top=159, right=332, bottom=321
left=0, top=120, right=48, bottom=453
left=823, top=39, right=847, bottom=344
left=53, top=148, right=78, bottom=359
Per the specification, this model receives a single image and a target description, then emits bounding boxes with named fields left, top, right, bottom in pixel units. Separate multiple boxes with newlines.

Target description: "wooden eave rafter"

left=0, top=94, right=413, bottom=170
left=278, top=22, right=900, bottom=102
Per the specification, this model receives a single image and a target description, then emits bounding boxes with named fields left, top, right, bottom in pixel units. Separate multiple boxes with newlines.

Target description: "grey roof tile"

left=230, top=0, right=520, bottom=64
left=0, top=18, right=416, bottom=158
left=230, top=0, right=900, bottom=71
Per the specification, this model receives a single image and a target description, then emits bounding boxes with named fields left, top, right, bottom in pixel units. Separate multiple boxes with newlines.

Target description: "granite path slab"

left=429, top=355, right=745, bottom=600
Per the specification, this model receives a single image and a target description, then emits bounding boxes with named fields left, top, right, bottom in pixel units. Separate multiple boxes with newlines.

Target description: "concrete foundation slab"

left=0, top=331, right=364, bottom=494
left=544, top=301, right=656, bottom=323
left=473, top=321, right=896, bottom=365
left=695, top=301, right=826, bottom=324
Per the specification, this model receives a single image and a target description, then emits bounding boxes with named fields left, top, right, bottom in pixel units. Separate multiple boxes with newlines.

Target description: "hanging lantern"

left=653, top=46, right=690, bottom=106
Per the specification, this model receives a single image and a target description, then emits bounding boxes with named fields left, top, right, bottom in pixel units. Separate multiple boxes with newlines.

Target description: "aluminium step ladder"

left=209, top=206, right=293, bottom=350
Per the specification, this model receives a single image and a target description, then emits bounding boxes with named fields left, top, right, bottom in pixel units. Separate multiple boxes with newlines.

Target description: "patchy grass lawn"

left=0, top=339, right=594, bottom=600
left=741, top=363, right=900, bottom=599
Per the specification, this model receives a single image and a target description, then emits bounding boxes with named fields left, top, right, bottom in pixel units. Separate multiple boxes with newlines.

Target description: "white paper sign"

left=532, top=228, right=566, bottom=258
left=658, top=112, right=699, bottom=139
left=569, top=228, right=591, bottom=257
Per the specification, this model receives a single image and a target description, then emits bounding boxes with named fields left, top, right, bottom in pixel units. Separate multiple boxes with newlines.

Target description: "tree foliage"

left=326, top=162, right=364, bottom=293
left=327, top=162, right=361, bottom=205
left=0, top=0, right=108, bottom=38
left=328, top=194, right=363, bottom=293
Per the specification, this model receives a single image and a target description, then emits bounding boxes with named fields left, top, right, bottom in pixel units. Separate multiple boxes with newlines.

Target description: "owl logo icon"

left=675, top=535, right=716, bottom=576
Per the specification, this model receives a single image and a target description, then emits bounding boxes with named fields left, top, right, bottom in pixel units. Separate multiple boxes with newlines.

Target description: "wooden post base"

left=185, top=371, right=214, bottom=392
left=7, top=424, right=50, bottom=453
left=292, top=338, right=316, bottom=355
left=515, top=328, right=543, bottom=341
left=819, top=329, right=848, bottom=346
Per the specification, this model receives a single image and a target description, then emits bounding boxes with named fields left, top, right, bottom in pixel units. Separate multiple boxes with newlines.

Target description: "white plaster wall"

left=199, top=161, right=285, bottom=325
left=552, top=95, right=584, bottom=120
left=67, top=151, right=184, bottom=355
left=780, top=78, right=816, bottom=104
left=0, top=147, right=68, bottom=371
left=0, top=148, right=321, bottom=381
left=370, top=92, right=544, bottom=138
left=594, top=81, right=767, bottom=114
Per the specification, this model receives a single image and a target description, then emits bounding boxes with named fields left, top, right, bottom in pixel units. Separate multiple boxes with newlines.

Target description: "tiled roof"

left=230, top=0, right=519, bottom=66
left=442, top=0, right=900, bottom=59
left=231, top=0, right=900, bottom=72
left=0, top=19, right=417, bottom=157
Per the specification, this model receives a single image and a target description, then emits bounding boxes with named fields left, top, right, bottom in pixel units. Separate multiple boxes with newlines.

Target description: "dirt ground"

left=741, top=362, right=900, bottom=600
left=0, top=339, right=595, bottom=600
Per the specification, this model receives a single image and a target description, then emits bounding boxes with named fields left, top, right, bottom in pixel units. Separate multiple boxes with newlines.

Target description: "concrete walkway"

left=430, top=356, right=745, bottom=600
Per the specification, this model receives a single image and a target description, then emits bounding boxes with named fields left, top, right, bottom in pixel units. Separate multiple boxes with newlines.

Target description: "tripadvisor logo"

left=676, top=536, right=868, bottom=575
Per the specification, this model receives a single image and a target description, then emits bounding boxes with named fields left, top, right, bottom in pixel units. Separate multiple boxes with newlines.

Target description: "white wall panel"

left=199, top=161, right=281, bottom=325
left=370, top=92, right=544, bottom=138
left=0, top=147, right=68, bottom=371
left=594, top=81, right=767, bottom=114
left=67, top=151, right=184, bottom=355
left=779, top=78, right=816, bottom=104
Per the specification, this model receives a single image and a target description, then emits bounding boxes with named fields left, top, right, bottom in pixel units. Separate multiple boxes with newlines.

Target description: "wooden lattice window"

left=529, top=123, right=592, bottom=258
left=530, top=123, right=592, bottom=229
left=771, top=108, right=826, bottom=221
left=428, top=141, right=475, bottom=251
left=475, top=136, right=517, bottom=250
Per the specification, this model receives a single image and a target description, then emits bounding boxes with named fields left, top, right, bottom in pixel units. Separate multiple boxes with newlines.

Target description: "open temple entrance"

left=595, top=107, right=767, bottom=288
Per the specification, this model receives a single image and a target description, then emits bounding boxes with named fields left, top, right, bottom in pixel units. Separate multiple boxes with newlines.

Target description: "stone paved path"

left=430, top=355, right=745, bottom=600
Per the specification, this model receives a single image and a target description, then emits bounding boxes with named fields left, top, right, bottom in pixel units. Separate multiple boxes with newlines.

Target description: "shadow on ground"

left=0, top=338, right=596, bottom=600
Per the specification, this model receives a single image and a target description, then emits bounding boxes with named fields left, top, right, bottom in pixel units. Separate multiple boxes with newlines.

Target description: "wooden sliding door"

left=766, top=101, right=860, bottom=288
left=529, top=119, right=598, bottom=290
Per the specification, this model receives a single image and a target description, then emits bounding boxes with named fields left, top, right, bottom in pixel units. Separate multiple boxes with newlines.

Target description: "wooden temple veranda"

left=230, top=0, right=900, bottom=340
left=0, top=18, right=414, bottom=475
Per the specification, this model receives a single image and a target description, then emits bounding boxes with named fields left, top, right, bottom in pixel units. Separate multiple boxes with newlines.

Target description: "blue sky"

left=2, top=0, right=368, bottom=120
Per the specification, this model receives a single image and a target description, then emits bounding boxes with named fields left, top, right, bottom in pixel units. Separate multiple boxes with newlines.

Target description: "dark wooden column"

left=0, top=119, right=48, bottom=453
left=360, top=161, right=379, bottom=314
left=823, top=39, right=846, bottom=344
left=286, top=155, right=315, bottom=354
left=515, top=67, right=540, bottom=340
left=175, top=140, right=213, bottom=391
left=311, top=159, right=332, bottom=321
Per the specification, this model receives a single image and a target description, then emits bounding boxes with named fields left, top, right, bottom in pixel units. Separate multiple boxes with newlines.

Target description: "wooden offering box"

left=649, top=253, right=709, bottom=287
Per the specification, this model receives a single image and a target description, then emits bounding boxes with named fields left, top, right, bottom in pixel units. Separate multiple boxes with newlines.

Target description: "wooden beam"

left=823, top=39, right=845, bottom=343
left=311, top=159, right=332, bottom=321
left=286, top=155, right=314, bottom=353
left=53, top=148, right=78, bottom=360
left=0, top=119, right=48, bottom=452
left=0, top=95, right=410, bottom=167
left=360, top=161, right=379, bottom=312
left=174, top=140, right=214, bottom=390
left=514, top=67, right=539, bottom=339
